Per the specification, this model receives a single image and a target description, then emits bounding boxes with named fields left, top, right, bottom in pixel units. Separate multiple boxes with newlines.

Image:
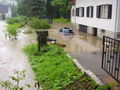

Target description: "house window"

left=87, top=6, right=93, bottom=17
left=79, top=7, right=84, bottom=17
left=97, top=5, right=112, bottom=19
left=76, top=7, right=84, bottom=17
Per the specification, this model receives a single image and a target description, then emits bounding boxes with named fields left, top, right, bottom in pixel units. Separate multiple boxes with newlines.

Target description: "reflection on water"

left=49, top=24, right=102, bottom=53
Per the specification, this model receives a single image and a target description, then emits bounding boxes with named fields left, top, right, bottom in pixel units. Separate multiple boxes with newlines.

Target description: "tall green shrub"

left=6, top=16, right=28, bottom=25
left=5, top=23, right=20, bottom=40
left=29, top=18, right=50, bottom=29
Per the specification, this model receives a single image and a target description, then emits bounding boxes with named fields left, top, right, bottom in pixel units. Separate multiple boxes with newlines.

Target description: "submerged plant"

left=0, top=70, right=30, bottom=90
left=5, top=23, right=20, bottom=40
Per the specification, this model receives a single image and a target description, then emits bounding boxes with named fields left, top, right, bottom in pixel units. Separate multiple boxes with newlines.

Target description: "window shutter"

left=108, top=5, right=112, bottom=19
left=87, top=7, right=89, bottom=17
left=96, top=6, right=100, bottom=18
left=76, top=8, right=79, bottom=16
left=82, top=7, right=84, bottom=17
left=91, top=7, right=93, bottom=17
left=76, top=8, right=77, bottom=16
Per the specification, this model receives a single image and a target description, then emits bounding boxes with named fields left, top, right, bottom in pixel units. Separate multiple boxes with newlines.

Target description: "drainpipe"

left=74, top=4, right=77, bottom=31
left=74, top=3, right=76, bottom=30
left=114, top=0, right=119, bottom=39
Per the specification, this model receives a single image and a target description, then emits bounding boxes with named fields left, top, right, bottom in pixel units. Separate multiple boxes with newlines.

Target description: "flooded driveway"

left=49, top=23, right=119, bottom=87
left=0, top=21, right=37, bottom=90
left=49, top=23, right=102, bottom=53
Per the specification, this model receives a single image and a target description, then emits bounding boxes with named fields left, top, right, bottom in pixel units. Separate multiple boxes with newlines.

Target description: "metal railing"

left=102, top=36, right=120, bottom=83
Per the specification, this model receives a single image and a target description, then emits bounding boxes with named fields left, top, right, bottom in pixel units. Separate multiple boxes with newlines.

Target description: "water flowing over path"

left=0, top=21, right=37, bottom=90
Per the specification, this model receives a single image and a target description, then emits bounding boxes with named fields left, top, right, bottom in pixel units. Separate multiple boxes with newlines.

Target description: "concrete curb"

left=67, top=54, right=104, bottom=86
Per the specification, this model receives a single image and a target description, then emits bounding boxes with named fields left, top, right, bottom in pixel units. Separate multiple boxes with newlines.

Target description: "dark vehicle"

left=59, top=27, right=74, bottom=35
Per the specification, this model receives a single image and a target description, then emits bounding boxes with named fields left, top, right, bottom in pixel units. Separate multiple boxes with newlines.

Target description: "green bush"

left=24, top=44, right=99, bottom=90
left=5, top=23, right=20, bottom=39
left=53, top=17, right=71, bottom=24
left=6, top=16, right=28, bottom=25
left=29, top=18, right=50, bottom=29
left=23, top=29, right=34, bottom=34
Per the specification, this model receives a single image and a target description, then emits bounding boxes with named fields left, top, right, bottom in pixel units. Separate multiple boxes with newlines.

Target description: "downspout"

left=114, top=0, right=119, bottom=38
left=75, top=4, right=76, bottom=30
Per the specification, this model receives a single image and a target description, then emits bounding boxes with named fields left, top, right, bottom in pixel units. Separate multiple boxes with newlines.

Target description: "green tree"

left=17, top=0, right=46, bottom=18
left=17, top=0, right=32, bottom=17
left=31, top=0, right=46, bottom=18
left=51, top=0, right=71, bottom=18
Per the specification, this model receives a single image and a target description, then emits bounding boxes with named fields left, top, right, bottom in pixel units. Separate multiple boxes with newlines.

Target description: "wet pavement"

left=0, top=21, right=37, bottom=90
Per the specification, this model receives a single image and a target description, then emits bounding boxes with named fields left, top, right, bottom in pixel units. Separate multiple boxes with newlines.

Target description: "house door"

left=79, top=25, right=87, bottom=33
left=92, top=28, right=97, bottom=36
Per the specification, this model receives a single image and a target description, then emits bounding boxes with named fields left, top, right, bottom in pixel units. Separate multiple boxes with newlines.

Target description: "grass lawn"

left=23, top=44, right=100, bottom=90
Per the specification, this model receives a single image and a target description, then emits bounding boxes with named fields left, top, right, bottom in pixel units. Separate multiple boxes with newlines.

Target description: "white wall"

left=115, top=0, right=120, bottom=32
left=71, top=0, right=117, bottom=32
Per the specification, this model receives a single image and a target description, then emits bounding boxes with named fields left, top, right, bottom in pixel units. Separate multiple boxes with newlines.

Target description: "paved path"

left=0, top=21, right=37, bottom=90
left=69, top=52, right=120, bottom=89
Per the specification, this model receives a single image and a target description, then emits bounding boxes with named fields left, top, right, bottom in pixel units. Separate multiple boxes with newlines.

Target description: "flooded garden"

left=0, top=17, right=105, bottom=90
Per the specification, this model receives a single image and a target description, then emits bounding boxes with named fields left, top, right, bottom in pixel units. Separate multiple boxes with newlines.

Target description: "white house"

left=0, top=5, right=12, bottom=19
left=70, top=0, right=120, bottom=39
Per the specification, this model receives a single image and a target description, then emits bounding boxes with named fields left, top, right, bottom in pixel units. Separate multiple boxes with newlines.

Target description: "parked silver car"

left=59, top=27, right=74, bottom=35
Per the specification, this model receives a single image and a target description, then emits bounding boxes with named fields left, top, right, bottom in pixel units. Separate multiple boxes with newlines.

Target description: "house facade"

left=70, top=0, right=120, bottom=39
left=0, top=5, right=12, bottom=19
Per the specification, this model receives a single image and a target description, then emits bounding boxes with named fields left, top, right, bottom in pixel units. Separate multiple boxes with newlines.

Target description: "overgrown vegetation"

left=6, top=16, right=28, bottom=25
left=23, top=44, right=100, bottom=90
left=5, top=23, right=20, bottom=40
left=53, top=17, right=71, bottom=24
left=29, top=18, right=51, bottom=29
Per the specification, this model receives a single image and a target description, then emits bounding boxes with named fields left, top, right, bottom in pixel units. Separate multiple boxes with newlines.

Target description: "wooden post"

left=35, top=30, right=48, bottom=51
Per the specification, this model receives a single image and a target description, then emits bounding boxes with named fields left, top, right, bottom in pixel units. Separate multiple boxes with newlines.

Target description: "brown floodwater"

left=0, top=21, right=37, bottom=90
left=48, top=23, right=102, bottom=53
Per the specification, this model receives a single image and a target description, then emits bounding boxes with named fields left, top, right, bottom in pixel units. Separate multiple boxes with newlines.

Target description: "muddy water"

left=49, top=23, right=102, bottom=53
left=0, top=21, right=37, bottom=90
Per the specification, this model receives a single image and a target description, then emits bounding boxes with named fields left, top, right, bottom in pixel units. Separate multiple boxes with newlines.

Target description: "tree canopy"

left=17, top=0, right=46, bottom=18
left=51, top=0, right=71, bottom=18
left=15, top=0, right=71, bottom=19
